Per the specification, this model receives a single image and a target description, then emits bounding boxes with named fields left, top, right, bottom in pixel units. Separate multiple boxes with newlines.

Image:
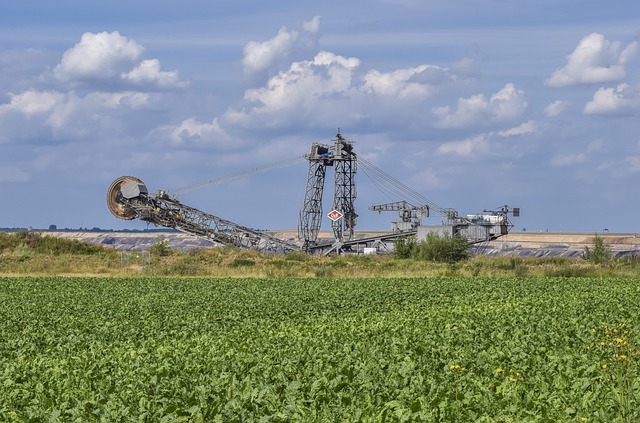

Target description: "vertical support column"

left=298, top=146, right=328, bottom=249
left=332, top=134, right=357, bottom=242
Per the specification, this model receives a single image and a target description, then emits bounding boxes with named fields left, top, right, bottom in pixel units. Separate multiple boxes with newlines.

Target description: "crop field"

left=1, top=276, right=640, bottom=422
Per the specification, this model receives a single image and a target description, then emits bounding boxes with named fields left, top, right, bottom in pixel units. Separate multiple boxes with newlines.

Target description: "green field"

left=1, top=276, right=640, bottom=422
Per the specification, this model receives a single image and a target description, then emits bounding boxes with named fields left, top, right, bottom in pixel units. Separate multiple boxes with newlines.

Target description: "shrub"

left=150, top=238, right=172, bottom=257
left=0, top=231, right=106, bottom=255
left=415, top=232, right=471, bottom=263
left=393, top=236, right=417, bottom=259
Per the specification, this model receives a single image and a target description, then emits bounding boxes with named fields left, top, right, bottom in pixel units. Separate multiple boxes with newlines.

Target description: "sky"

left=1, top=0, right=639, bottom=234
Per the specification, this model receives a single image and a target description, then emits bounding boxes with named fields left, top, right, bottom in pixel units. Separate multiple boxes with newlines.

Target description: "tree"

left=583, top=234, right=611, bottom=265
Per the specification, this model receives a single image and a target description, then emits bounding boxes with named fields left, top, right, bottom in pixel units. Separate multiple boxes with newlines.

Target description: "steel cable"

left=168, top=155, right=306, bottom=196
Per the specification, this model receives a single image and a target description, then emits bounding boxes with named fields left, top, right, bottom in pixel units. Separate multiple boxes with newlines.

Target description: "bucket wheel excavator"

left=106, top=176, right=302, bottom=254
left=107, top=131, right=518, bottom=255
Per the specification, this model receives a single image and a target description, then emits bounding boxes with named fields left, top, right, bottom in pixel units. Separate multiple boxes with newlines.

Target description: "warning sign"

left=327, top=209, right=343, bottom=222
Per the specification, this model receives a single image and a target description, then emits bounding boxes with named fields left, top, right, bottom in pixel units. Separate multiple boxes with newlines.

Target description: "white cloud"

left=583, top=83, right=640, bottom=115
left=54, top=31, right=144, bottom=82
left=226, top=51, right=361, bottom=127
left=43, top=91, right=155, bottom=134
left=0, top=90, right=63, bottom=116
left=551, top=152, right=586, bottom=167
left=625, top=156, right=640, bottom=171
left=432, top=83, right=527, bottom=128
left=0, top=87, right=162, bottom=144
left=437, top=134, right=488, bottom=156
left=546, top=33, right=638, bottom=87
left=242, top=16, right=321, bottom=77
left=498, top=120, right=536, bottom=137
left=449, top=56, right=481, bottom=79
left=168, top=117, right=229, bottom=146
left=302, top=15, right=321, bottom=33
left=362, top=65, right=441, bottom=99
left=53, top=31, right=187, bottom=90
left=122, top=59, right=189, bottom=89
left=544, top=100, right=569, bottom=118
left=243, top=27, right=299, bottom=76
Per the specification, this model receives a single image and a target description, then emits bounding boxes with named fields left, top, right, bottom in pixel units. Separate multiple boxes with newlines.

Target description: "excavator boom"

left=107, top=176, right=301, bottom=254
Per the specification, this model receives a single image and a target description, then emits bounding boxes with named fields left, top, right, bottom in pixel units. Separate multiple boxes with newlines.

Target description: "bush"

left=415, top=232, right=471, bottom=263
left=150, top=238, right=172, bottom=257
left=394, top=236, right=417, bottom=259
left=0, top=231, right=106, bottom=255
left=394, top=232, right=471, bottom=263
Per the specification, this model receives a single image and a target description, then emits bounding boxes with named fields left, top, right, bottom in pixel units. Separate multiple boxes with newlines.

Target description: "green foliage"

left=415, top=232, right=471, bottom=263
left=394, top=233, right=470, bottom=263
left=0, top=231, right=105, bottom=255
left=229, top=258, right=255, bottom=267
left=393, top=236, right=417, bottom=259
left=583, top=234, right=612, bottom=265
left=2, top=276, right=640, bottom=421
left=314, top=265, right=334, bottom=278
left=284, top=251, right=309, bottom=262
left=543, top=264, right=595, bottom=278
left=150, top=237, right=172, bottom=257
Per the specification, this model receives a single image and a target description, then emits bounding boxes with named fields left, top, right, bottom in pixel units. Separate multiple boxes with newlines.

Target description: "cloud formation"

left=546, top=33, right=638, bottom=87
left=432, top=83, right=528, bottom=129
left=167, top=117, right=230, bottom=147
left=583, top=83, right=640, bottom=115
left=362, top=65, right=445, bottom=99
left=226, top=51, right=361, bottom=127
left=54, top=31, right=188, bottom=90
left=543, top=100, right=569, bottom=118
left=437, top=134, right=489, bottom=156
left=242, top=16, right=321, bottom=78
left=498, top=120, right=536, bottom=137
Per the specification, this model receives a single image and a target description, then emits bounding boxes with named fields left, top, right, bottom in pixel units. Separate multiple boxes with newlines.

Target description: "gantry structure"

left=298, top=131, right=357, bottom=250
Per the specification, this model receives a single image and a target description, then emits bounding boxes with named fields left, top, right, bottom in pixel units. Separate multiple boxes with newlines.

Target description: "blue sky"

left=1, top=0, right=639, bottom=233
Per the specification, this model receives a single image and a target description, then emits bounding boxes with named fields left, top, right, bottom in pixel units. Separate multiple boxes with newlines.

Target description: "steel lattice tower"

left=298, top=132, right=357, bottom=250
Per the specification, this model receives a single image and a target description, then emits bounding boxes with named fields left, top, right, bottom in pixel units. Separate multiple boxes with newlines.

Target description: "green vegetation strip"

left=1, top=277, right=640, bottom=421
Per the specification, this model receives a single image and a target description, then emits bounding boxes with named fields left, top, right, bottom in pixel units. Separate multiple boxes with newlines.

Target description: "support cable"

left=168, top=155, right=306, bottom=196
left=356, top=156, right=456, bottom=218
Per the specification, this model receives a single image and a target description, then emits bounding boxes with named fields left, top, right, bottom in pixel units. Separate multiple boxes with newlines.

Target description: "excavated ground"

left=40, top=230, right=640, bottom=257
left=474, top=232, right=640, bottom=258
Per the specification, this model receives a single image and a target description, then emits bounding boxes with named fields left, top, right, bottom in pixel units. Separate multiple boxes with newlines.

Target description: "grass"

left=1, top=231, right=640, bottom=278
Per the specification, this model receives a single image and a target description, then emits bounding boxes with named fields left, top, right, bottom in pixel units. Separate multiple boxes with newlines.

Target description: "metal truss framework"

left=107, top=176, right=302, bottom=255
left=298, top=132, right=357, bottom=249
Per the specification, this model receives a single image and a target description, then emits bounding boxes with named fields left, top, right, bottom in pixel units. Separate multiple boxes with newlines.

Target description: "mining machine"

left=107, top=131, right=518, bottom=255
left=369, top=201, right=430, bottom=232
left=106, top=176, right=302, bottom=255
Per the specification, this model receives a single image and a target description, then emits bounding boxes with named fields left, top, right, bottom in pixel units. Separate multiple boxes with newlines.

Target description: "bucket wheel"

left=106, top=176, right=146, bottom=220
